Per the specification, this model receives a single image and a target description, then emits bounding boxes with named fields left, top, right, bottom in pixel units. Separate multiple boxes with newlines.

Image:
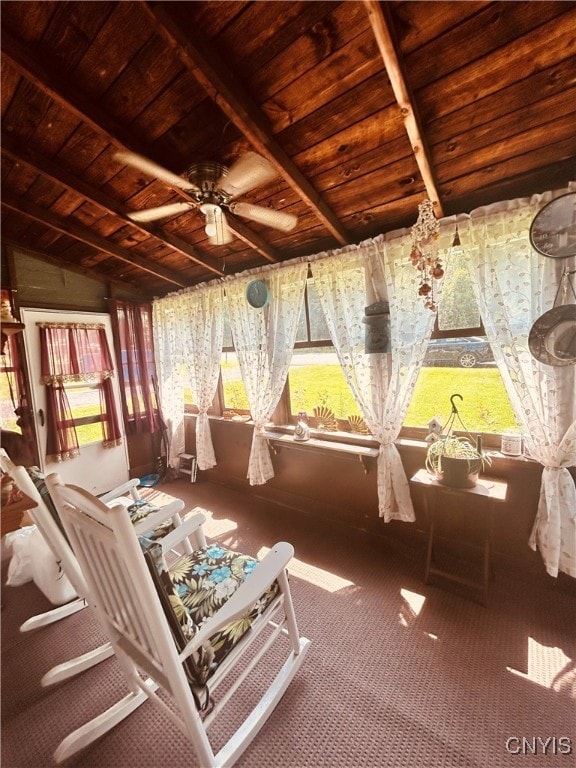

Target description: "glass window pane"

left=221, top=351, right=249, bottom=411
left=0, top=344, right=19, bottom=431
left=307, top=280, right=331, bottom=342
left=288, top=347, right=361, bottom=422
left=404, top=337, right=520, bottom=434
left=438, top=248, right=480, bottom=330
left=65, top=383, right=103, bottom=446
left=222, top=307, right=233, bottom=348
left=294, top=298, right=308, bottom=343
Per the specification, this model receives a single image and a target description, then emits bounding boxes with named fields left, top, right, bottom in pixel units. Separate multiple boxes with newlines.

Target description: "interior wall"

left=4, top=246, right=158, bottom=476
left=183, top=415, right=574, bottom=591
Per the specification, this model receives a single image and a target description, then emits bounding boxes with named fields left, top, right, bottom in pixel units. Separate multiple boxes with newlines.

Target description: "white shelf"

left=261, top=431, right=379, bottom=474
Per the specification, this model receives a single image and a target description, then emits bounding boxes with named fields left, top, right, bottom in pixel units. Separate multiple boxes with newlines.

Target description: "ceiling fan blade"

left=114, top=151, right=192, bottom=191
left=229, top=201, right=297, bottom=232
left=127, top=202, right=193, bottom=222
left=219, top=152, right=278, bottom=198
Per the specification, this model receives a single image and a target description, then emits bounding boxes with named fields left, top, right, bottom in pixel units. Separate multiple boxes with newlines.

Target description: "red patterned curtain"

left=39, top=323, right=122, bottom=462
left=109, top=301, right=159, bottom=435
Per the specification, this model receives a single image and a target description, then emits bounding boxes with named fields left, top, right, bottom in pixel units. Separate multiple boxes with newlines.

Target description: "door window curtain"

left=225, top=262, right=308, bottom=485
left=463, top=184, right=576, bottom=578
left=310, top=231, right=444, bottom=521
left=109, top=301, right=159, bottom=436
left=39, top=323, right=122, bottom=462
left=152, top=284, right=224, bottom=471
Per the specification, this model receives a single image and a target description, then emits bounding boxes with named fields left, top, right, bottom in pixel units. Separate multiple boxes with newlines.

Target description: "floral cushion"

left=126, top=499, right=173, bottom=548
left=143, top=540, right=279, bottom=703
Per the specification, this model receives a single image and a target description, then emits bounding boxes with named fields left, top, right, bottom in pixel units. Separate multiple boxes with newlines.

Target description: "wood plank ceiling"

left=2, top=1, right=575, bottom=299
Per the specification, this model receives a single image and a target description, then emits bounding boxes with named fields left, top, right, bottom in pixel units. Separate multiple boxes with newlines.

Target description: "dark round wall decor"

left=528, top=304, right=576, bottom=366
left=529, top=192, right=576, bottom=259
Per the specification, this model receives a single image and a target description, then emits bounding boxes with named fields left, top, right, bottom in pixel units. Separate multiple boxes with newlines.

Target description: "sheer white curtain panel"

left=152, top=297, right=187, bottom=469
left=225, top=262, right=308, bottom=485
left=179, top=286, right=224, bottom=470
left=310, top=234, right=439, bottom=521
left=153, top=285, right=224, bottom=471
left=463, top=183, right=576, bottom=578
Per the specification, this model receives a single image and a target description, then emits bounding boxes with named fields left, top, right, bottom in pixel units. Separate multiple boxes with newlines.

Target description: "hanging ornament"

left=410, top=199, right=443, bottom=311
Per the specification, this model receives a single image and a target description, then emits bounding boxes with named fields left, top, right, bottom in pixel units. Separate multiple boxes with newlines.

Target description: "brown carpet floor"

left=2, top=476, right=575, bottom=768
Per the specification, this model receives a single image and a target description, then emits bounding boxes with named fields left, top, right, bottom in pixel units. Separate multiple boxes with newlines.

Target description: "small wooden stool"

left=178, top=453, right=197, bottom=482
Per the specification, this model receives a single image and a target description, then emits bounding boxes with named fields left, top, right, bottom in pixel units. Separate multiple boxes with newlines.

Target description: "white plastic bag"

left=5, top=525, right=35, bottom=586
left=28, top=528, right=77, bottom=605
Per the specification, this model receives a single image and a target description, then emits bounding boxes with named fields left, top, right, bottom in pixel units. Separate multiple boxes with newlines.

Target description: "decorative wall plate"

left=528, top=304, right=576, bottom=366
left=529, top=193, right=576, bottom=258
left=246, top=279, right=270, bottom=308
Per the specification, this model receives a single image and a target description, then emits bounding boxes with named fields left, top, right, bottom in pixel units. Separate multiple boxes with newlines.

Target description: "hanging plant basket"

left=425, top=394, right=491, bottom=489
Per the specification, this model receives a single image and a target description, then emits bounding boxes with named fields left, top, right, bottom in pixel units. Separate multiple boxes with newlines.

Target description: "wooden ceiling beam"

left=1, top=30, right=281, bottom=264
left=363, top=0, right=444, bottom=217
left=1, top=135, right=225, bottom=277
left=142, top=1, right=351, bottom=247
left=1, top=194, right=188, bottom=288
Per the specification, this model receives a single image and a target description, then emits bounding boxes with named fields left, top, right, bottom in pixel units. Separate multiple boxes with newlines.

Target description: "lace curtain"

left=225, top=262, right=308, bottom=485
left=153, top=284, right=224, bottom=471
left=310, top=233, right=440, bottom=521
left=463, top=184, right=576, bottom=578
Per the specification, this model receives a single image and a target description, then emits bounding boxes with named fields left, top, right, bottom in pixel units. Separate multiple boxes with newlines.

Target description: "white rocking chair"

left=46, top=472, right=310, bottom=768
left=1, top=454, right=188, bottom=687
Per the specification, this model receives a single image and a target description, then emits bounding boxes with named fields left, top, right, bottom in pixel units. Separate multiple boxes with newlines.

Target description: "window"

left=0, top=335, right=24, bottom=432
left=62, top=381, right=106, bottom=446
left=214, top=254, right=517, bottom=446
left=220, top=311, right=249, bottom=414
left=287, top=279, right=362, bottom=430
left=403, top=248, right=519, bottom=441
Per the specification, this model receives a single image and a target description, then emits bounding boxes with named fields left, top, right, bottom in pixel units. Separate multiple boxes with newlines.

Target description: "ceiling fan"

left=114, top=150, right=298, bottom=245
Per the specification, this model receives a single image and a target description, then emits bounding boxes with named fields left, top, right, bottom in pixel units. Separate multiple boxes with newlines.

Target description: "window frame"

left=208, top=280, right=509, bottom=451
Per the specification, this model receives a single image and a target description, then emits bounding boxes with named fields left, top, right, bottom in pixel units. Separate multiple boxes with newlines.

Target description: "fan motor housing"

left=186, top=162, right=230, bottom=204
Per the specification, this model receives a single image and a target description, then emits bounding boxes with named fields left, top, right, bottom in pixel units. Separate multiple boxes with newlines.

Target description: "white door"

left=21, top=308, right=130, bottom=495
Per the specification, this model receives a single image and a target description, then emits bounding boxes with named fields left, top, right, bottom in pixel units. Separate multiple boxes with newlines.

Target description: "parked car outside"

left=423, top=337, right=495, bottom=368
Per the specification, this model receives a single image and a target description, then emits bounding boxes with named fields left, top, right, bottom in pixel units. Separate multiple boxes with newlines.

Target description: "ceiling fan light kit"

left=116, top=150, right=297, bottom=246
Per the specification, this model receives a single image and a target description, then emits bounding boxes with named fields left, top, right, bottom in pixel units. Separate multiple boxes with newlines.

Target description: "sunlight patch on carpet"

left=189, top=506, right=238, bottom=538
left=398, top=588, right=426, bottom=627
left=257, top=546, right=355, bottom=593
left=506, top=637, right=573, bottom=692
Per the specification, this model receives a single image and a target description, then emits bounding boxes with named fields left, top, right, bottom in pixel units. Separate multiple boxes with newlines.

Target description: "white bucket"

left=501, top=434, right=523, bottom=456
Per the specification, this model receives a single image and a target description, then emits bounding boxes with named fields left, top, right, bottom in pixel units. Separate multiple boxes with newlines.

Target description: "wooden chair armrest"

left=99, top=478, right=140, bottom=504
left=154, top=512, right=207, bottom=553
left=180, top=542, right=293, bottom=658
left=130, top=500, right=187, bottom=537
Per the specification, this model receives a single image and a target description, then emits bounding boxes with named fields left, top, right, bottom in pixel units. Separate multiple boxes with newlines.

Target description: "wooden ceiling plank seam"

left=415, top=11, right=576, bottom=124
left=399, top=2, right=571, bottom=94
left=244, top=2, right=373, bottom=103
left=433, top=117, right=576, bottom=187
left=363, top=0, right=444, bottom=218
left=1, top=26, right=281, bottom=262
left=427, top=65, right=576, bottom=152
left=259, top=28, right=384, bottom=136
left=1, top=194, right=187, bottom=288
left=221, top=1, right=341, bottom=86
left=142, top=0, right=350, bottom=246
left=1, top=135, right=225, bottom=277
left=430, top=93, right=576, bottom=169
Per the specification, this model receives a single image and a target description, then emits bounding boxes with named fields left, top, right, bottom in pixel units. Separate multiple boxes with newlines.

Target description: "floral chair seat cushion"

left=143, top=540, right=279, bottom=704
left=126, top=499, right=173, bottom=547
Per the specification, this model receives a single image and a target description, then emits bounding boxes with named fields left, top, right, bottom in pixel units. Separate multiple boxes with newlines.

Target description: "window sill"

left=261, top=429, right=379, bottom=474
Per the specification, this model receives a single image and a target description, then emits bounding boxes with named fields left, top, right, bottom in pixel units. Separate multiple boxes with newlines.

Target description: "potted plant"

left=425, top=394, right=491, bottom=488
